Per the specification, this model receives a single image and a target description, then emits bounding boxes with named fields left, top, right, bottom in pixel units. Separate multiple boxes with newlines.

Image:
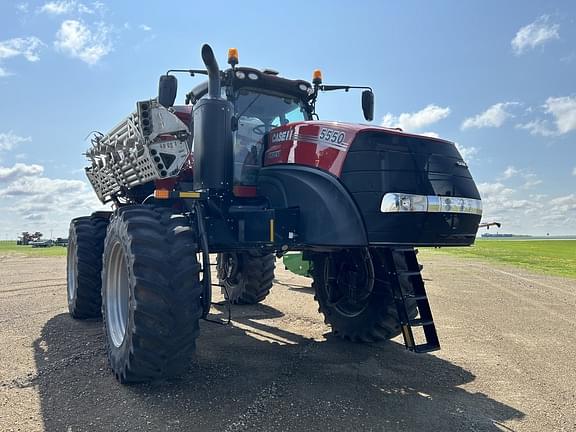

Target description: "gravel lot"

left=1, top=252, right=575, bottom=431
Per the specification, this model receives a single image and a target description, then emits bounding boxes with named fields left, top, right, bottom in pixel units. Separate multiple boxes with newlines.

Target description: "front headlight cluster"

left=380, top=193, right=482, bottom=215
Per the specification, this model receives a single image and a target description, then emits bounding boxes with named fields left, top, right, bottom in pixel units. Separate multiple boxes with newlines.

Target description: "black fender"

left=257, top=165, right=367, bottom=247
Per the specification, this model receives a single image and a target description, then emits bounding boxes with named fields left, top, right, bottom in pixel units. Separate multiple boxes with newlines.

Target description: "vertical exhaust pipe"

left=201, top=44, right=221, bottom=99
left=193, top=44, right=233, bottom=192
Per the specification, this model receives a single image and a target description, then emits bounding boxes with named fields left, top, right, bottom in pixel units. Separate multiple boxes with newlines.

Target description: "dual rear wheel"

left=67, top=206, right=415, bottom=383
left=68, top=206, right=203, bottom=383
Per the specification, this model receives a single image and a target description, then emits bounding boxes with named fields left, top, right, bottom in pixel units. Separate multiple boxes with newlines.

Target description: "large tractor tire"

left=312, top=248, right=418, bottom=343
left=101, top=205, right=203, bottom=383
left=216, top=251, right=275, bottom=304
left=67, top=213, right=110, bottom=319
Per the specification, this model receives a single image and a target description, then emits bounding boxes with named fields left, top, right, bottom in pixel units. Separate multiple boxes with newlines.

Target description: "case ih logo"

left=271, top=129, right=294, bottom=143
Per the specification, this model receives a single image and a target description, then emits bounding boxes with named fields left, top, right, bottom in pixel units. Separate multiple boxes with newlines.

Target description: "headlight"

left=235, top=71, right=246, bottom=79
left=247, top=72, right=259, bottom=80
left=380, top=193, right=482, bottom=215
left=381, top=193, right=427, bottom=212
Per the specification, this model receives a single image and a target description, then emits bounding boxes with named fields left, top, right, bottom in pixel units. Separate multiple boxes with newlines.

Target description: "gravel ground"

left=0, top=252, right=575, bottom=432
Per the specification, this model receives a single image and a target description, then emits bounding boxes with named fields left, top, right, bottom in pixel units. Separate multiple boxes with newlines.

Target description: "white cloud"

left=54, top=20, right=112, bottom=65
left=517, top=96, right=576, bottom=136
left=23, top=213, right=44, bottom=221
left=461, top=102, right=517, bottom=130
left=522, top=173, right=542, bottom=189
left=0, top=66, right=11, bottom=77
left=549, top=194, right=576, bottom=211
left=478, top=182, right=530, bottom=209
left=40, top=0, right=76, bottom=14
left=477, top=182, right=537, bottom=232
left=545, top=96, right=576, bottom=135
left=498, top=165, right=542, bottom=188
left=502, top=165, right=519, bottom=179
left=0, top=176, right=86, bottom=197
left=0, top=165, right=108, bottom=237
left=381, top=104, right=450, bottom=132
left=0, top=163, right=109, bottom=237
left=572, top=167, right=576, bottom=176
left=0, top=163, right=44, bottom=182
left=0, top=36, right=43, bottom=62
left=516, top=119, right=556, bottom=136
left=0, top=132, right=32, bottom=151
left=138, top=24, right=152, bottom=31
left=16, top=3, right=29, bottom=13
left=477, top=180, right=575, bottom=235
left=39, top=0, right=96, bottom=15
left=511, top=15, right=560, bottom=55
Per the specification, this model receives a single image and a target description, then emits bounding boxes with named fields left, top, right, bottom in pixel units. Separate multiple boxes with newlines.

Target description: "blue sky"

left=0, top=0, right=575, bottom=238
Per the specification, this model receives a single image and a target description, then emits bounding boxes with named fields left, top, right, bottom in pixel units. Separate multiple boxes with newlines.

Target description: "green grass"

left=2, top=237, right=574, bottom=279
left=0, top=241, right=67, bottom=257
left=422, top=239, right=576, bottom=279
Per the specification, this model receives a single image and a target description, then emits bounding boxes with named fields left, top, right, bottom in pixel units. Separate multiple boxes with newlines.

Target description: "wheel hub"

left=324, top=249, right=374, bottom=317
left=105, top=242, right=130, bottom=348
left=218, top=253, right=240, bottom=283
left=67, top=237, right=77, bottom=300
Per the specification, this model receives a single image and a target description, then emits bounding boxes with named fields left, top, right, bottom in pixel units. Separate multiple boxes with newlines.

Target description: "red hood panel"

left=263, top=120, right=452, bottom=177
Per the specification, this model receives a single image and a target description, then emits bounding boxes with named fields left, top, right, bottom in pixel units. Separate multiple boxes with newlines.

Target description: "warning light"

left=312, top=69, right=322, bottom=85
left=154, top=189, right=170, bottom=199
left=228, top=48, right=239, bottom=67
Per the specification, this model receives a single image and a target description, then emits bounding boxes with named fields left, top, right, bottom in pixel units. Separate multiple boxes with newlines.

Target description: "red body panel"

left=172, top=105, right=193, bottom=126
left=263, top=121, right=452, bottom=177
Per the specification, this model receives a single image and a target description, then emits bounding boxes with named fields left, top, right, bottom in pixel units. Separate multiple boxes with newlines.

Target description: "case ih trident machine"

left=67, top=44, right=482, bottom=383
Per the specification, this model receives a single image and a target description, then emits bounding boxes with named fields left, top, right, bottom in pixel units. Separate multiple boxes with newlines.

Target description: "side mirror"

left=158, top=74, right=178, bottom=108
left=362, top=90, right=374, bottom=122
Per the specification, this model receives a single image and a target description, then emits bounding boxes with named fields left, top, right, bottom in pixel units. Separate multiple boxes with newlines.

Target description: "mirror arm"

left=166, top=69, right=209, bottom=77
left=319, top=84, right=373, bottom=93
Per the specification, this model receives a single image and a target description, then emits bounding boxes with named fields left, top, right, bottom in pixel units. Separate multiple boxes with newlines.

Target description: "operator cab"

left=232, top=88, right=309, bottom=187
left=186, top=67, right=313, bottom=190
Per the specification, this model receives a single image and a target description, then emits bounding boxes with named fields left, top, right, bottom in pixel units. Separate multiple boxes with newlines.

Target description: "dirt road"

left=1, top=252, right=575, bottom=431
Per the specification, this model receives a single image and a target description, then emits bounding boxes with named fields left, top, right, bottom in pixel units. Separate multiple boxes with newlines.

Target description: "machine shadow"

left=273, top=279, right=315, bottom=294
left=35, top=309, right=524, bottom=431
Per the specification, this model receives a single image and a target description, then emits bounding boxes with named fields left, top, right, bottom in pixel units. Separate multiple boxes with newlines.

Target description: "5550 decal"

left=319, top=128, right=346, bottom=144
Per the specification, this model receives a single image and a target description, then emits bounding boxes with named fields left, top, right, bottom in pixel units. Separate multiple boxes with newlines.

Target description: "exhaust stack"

left=202, top=44, right=221, bottom=99
left=193, top=44, right=233, bottom=192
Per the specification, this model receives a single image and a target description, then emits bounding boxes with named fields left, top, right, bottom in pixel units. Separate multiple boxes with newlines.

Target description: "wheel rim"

left=66, top=237, right=77, bottom=300
left=323, top=249, right=374, bottom=318
left=218, top=253, right=241, bottom=285
left=105, top=241, right=130, bottom=348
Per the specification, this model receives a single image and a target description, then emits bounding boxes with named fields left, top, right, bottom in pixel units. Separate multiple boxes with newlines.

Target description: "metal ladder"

left=387, top=248, right=440, bottom=353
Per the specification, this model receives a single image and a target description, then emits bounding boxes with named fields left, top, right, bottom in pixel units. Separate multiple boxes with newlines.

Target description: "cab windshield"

left=232, top=90, right=308, bottom=186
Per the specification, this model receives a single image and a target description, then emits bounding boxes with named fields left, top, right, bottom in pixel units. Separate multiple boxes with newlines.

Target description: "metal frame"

left=85, top=100, right=190, bottom=203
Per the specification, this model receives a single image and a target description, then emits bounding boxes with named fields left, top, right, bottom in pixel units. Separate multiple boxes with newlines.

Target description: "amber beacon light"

left=228, top=48, right=239, bottom=67
left=312, top=69, right=322, bottom=85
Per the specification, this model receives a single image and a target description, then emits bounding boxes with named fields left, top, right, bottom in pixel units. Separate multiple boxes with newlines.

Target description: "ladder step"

left=409, top=318, right=434, bottom=327
left=393, top=247, right=413, bottom=253
left=412, top=343, right=440, bottom=354
left=388, top=247, right=440, bottom=354
left=405, top=295, right=428, bottom=301
left=397, top=271, right=421, bottom=277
